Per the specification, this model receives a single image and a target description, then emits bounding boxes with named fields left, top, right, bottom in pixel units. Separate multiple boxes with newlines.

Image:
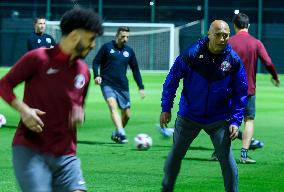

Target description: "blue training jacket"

left=161, top=37, right=248, bottom=127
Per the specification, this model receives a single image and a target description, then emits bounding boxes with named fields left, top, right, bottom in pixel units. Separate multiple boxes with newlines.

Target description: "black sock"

left=241, top=148, right=248, bottom=159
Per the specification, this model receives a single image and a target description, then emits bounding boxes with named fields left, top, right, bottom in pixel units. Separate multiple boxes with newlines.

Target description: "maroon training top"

left=0, top=46, right=90, bottom=156
left=228, top=31, right=279, bottom=95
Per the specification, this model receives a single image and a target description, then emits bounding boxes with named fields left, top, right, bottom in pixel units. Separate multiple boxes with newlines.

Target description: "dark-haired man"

left=93, top=26, right=145, bottom=144
left=160, top=20, right=247, bottom=192
left=0, top=8, right=103, bottom=192
left=229, top=12, right=280, bottom=164
left=27, top=17, right=56, bottom=51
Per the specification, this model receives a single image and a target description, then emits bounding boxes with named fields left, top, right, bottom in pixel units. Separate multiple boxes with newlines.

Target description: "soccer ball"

left=134, top=133, right=153, bottom=150
left=0, top=114, right=7, bottom=128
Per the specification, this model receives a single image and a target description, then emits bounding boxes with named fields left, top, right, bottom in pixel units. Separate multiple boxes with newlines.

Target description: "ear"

left=207, top=26, right=212, bottom=36
left=69, top=30, right=81, bottom=45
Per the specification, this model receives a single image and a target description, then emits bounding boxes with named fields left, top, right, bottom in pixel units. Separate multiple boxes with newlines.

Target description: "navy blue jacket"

left=27, top=32, right=56, bottom=51
left=93, top=40, right=144, bottom=91
left=161, top=37, right=248, bottom=126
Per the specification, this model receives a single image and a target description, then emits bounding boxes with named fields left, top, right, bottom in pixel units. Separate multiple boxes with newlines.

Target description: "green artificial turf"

left=0, top=68, right=283, bottom=191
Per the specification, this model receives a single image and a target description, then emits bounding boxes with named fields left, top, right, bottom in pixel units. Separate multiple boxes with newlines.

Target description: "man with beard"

left=0, top=8, right=103, bottom=192
left=92, top=26, right=145, bottom=144
left=27, top=17, right=56, bottom=51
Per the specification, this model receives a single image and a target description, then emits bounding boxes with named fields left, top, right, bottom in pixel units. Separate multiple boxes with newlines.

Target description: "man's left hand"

left=229, top=124, right=239, bottom=140
left=139, top=89, right=145, bottom=99
left=70, top=105, right=84, bottom=128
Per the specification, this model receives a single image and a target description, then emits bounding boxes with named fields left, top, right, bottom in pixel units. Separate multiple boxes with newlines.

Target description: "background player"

left=211, top=12, right=280, bottom=164
left=92, top=26, right=145, bottom=144
left=27, top=17, right=56, bottom=51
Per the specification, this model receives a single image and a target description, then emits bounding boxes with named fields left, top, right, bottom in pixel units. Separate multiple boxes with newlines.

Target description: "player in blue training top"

left=160, top=20, right=248, bottom=192
left=92, top=26, right=145, bottom=144
left=27, top=17, right=56, bottom=51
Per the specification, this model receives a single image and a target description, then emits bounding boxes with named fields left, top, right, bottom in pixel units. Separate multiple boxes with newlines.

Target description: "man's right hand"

left=11, top=99, right=45, bottom=133
left=160, top=112, right=171, bottom=128
left=94, top=76, right=102, bottom=85
left=21, top=107, right=45, bottom=133
left=271, top=77, right=280, bottom=87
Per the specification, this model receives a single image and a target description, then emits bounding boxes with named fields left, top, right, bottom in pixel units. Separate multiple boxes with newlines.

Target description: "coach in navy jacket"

left=160, top=20, right=247, bottom=192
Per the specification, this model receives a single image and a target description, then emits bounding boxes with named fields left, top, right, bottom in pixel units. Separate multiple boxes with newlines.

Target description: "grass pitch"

left=0, top=67, right=283, bottom=192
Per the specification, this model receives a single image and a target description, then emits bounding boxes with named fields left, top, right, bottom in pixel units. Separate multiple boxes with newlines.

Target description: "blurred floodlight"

left=11, top=10, right=19, bottom=18
left=234, top=10, right=240, bottom=14
left=197, top=5, right=202, bottom=11
left=150, top=1, right=154, bottom=6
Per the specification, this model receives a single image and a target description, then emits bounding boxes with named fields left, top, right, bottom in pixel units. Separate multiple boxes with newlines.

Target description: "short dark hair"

left=232, top=13, right=249, bottom=29
left=60, top=7, right=103, bottom=36
left=116, top=26, right=130, bottom=36
left=34, top=17, right=45, bottom=24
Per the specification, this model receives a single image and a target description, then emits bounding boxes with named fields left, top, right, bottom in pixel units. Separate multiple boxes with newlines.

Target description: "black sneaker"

left=111, top=131, right=120, bottom=143
left=249, top=139, right=264, bottom=150
left=118, top=134, right=128, bottom=144
left=111, top=132, right=128, bottom=144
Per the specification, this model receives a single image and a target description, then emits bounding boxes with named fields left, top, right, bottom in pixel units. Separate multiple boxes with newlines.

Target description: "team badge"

left=220, top=61, right=232, bottom=72
left=74, top=74, right=85, bottom=89
left=46, top=38, right=51, bottom=43
left=37, top=39, right=41, bottom=44
left=110, top=49, right=115, bottom=54
left=123, top=51, right=129, bottom=57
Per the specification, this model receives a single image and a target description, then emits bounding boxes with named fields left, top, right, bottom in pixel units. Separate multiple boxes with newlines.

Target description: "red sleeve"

left=0, top=51, right=39, bottom=103
left=257, top=41, right=279, bottom=80
left=82, top=69, right=90, bottom=106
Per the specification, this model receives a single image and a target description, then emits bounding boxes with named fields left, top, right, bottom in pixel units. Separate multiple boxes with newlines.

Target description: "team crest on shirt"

left=74, top=74, right=85, bottom=89
left=123, top=51, right=129, bottom=57
left=37, top=39, right=41, bottom=44
left=220, top=61, right=232, bottom=72
left=46, top=38, right=51, bottom=43
left=110, top=49, right=115, bottom=54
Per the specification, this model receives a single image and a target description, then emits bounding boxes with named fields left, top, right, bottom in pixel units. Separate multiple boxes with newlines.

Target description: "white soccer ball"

left=0, top=114, right=7, bottom=128
left=134, top=133, right=153, bottom=150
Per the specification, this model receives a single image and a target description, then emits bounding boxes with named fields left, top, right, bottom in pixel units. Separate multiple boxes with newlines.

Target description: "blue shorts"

left=12, top=145, right=87, bottom=192
left=244, top=95, right=255, bottom=119
left=101, top=85, right=130, bottom=109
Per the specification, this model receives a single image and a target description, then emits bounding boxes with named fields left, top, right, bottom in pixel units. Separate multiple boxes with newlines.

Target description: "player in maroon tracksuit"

left=0, top=8, right=103, bottom=192
left=229, top=13, right=280, bottom=163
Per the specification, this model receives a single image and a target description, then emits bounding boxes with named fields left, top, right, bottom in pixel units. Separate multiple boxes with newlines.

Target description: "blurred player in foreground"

left=27, top=17, right=56, bottom=51
left=160, top=20, right=247, bottom=192
left=212, top=12, right=280, bottom=164
left=92, top=26, right=145, bottom=144
left=0, top=8, right=103, bottom=192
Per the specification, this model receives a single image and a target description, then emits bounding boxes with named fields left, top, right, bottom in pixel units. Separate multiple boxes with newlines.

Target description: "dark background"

left=0, top=0, right=283, bottom=73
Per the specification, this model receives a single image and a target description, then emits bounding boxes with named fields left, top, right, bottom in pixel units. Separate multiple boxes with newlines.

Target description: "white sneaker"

left=155, top=124, right=174, bottom=137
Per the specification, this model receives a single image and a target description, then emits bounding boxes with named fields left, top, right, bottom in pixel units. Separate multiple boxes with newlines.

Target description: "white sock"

left=117, top=128, right=126, bottom=135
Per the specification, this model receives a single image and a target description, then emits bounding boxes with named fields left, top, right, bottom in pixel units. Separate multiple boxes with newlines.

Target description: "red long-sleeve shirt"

left=0, top=46, right=90, bottom=156
left=228, top=31, right=278, bottom=95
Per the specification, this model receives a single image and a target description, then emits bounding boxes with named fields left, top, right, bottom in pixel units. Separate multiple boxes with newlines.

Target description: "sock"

left=241, top=148, right=248, bottom=159
left=116, top=127, right=126, bottom=136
